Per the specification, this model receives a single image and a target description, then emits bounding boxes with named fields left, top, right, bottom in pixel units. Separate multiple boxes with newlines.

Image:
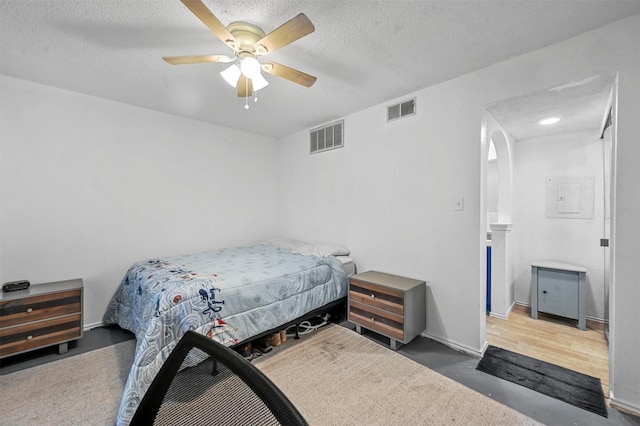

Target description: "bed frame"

left=231, top=297, right=347, bottom=347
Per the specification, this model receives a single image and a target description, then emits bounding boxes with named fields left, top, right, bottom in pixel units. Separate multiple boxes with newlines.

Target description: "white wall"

left=513, top=130, right=606, bottom=320
left=609, top=58, right=640, bottom=414
left=0, top=76, right=280, bottom=326
left=486, top=160, right=498, bottom=219
left=279, top=80, right=489, bottom=355
left=484, top=115, right=517, bottom=318
left=278, top=14, right=640, bottom=410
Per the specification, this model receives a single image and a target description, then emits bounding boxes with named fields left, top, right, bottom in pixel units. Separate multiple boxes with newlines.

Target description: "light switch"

left=455, top=197, right=464, bottom=211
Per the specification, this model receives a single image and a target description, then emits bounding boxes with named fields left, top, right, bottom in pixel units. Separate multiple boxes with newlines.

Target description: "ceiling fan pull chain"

left=244, top=78, right=250, bottom=110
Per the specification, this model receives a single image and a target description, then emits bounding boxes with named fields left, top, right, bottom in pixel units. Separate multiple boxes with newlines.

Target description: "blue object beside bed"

left=103, top=243, right=349, bottom=425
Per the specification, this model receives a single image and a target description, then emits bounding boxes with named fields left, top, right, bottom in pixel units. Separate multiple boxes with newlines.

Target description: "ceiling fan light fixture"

left=220, top=64, right=241, bottom=88
left=251, top=72, right=269, bottom=91
left=240, top=57, right=262, bottom=79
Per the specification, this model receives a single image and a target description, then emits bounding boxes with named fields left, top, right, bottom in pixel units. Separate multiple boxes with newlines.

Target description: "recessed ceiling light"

left=539, top=116, right=561, bottom=125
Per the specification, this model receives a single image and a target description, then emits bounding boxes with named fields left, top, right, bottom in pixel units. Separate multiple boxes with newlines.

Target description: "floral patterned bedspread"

left=103, top=244, right=348, bottom=425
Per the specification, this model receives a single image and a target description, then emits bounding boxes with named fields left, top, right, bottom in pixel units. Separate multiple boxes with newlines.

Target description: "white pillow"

left=261, top=238, right=307, bottom=251
left=294, top=243, right=350, bottom=257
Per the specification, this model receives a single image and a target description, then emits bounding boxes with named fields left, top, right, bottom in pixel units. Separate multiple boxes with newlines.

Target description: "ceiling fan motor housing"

left=227, top=22, right=266, bottom=56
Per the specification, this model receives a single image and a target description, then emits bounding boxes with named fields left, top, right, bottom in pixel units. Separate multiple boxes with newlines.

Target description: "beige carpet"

left=0, top=340, right=136, bottom=425
left=254, top=325, right=542, bottom=426
left=0, top=326, right=541, bottom=425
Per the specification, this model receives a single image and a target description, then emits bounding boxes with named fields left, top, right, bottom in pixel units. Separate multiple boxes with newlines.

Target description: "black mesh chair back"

left=130, top=331, right=308, bottom=426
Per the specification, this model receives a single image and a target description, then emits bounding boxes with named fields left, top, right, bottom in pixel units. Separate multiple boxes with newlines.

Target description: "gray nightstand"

left=0, top=279, right=84, bottom=358
left=348, top=271, right=426, bottom=350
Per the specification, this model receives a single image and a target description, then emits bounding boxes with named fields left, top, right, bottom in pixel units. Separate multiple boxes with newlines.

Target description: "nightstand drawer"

left=0, top=289, right=81, bottom=328
left=0, top=314, right=82, bottom=357
left=349, top=280, right=404, bottom=315
left=349, top=309, right=404, bottom=342
left=349, top=299, right=404, bottom=323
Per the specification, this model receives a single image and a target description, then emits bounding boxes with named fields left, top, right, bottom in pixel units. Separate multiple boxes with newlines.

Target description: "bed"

left=103, top=240, right=352, bottom=426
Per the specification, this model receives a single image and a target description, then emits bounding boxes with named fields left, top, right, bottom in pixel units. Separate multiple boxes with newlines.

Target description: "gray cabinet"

left=530, top=262, right=586, bottom=330
left=0, top=279, right=83, bottom=358
left=348, top=271, right=426, bottom=350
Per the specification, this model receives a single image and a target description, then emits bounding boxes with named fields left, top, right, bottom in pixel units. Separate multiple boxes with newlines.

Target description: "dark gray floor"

left=2, top=323, right=639, bottom=426
left=0, top=325, right=134, bottom=374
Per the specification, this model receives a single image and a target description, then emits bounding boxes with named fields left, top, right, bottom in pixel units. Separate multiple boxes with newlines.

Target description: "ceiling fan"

left=163, top=0, right=317, bottom=105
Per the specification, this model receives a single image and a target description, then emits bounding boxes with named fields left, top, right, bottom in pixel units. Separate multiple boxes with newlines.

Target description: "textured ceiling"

left=486, top=73, right=616, bottom=141
left=1, top=0, right=639, bottom=139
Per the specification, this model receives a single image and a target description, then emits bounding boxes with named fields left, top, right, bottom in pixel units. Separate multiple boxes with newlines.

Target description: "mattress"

left=336, top=256, right=356, bottom=276
left=103, top=244, right=349, bottom=425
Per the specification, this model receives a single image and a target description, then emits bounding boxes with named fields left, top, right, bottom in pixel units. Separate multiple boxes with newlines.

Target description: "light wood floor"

left=486, top=304, right=609, bottom=398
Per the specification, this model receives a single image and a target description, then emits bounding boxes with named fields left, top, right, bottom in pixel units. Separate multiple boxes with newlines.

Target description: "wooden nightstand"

left=348, top=271, right=426, bottom=350
left=0, top=279, right=83, bottom=358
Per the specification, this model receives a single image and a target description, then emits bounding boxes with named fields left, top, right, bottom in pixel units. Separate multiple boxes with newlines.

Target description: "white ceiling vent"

left=310, top=120, right=344, bottom=154
left=387, top=98, right=416, bottom=122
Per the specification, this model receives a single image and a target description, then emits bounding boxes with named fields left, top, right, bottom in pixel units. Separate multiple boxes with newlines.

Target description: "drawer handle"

left=27, top=335, right=33, bottom=340
left=26, top=307, right=33, bottom=313
left=370, top=317, right=375, bottom=322
left=370, top=294, right=376, bottom=299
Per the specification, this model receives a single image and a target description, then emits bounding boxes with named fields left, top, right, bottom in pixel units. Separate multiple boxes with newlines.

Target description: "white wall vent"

left=310, top=120, right=344, bottom=154
left=387, top=98, right=416, bottom=122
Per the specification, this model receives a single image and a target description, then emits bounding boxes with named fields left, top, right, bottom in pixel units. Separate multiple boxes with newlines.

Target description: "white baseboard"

left=586, top=315, right=607, bottom=324
left=488, top=311, right=507, bottom=320
left=514, top=302, right=607, bottom=324
left=480, top=339, right=488, bottom=356
left=421, top=331, right=484, bottom=358
left=609, top=394, right=640, bottom=417
left=84, top=321, right=104, bottom=331
left=488, top=301, right=516, bottom=320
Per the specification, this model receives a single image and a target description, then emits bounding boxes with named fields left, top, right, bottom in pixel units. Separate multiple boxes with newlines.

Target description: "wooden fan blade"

left=255, top=13, right=314, bottom=55
left=262, top=62, right=317, bottom=87
left=180, top=0, right=236, bottom=48
left=163, top=55, right=234, bottom=65
left=237, top=75, right=253, bottom=97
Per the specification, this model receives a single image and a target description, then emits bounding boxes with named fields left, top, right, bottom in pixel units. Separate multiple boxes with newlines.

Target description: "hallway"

left=486, top=304, right=609, bottom=397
